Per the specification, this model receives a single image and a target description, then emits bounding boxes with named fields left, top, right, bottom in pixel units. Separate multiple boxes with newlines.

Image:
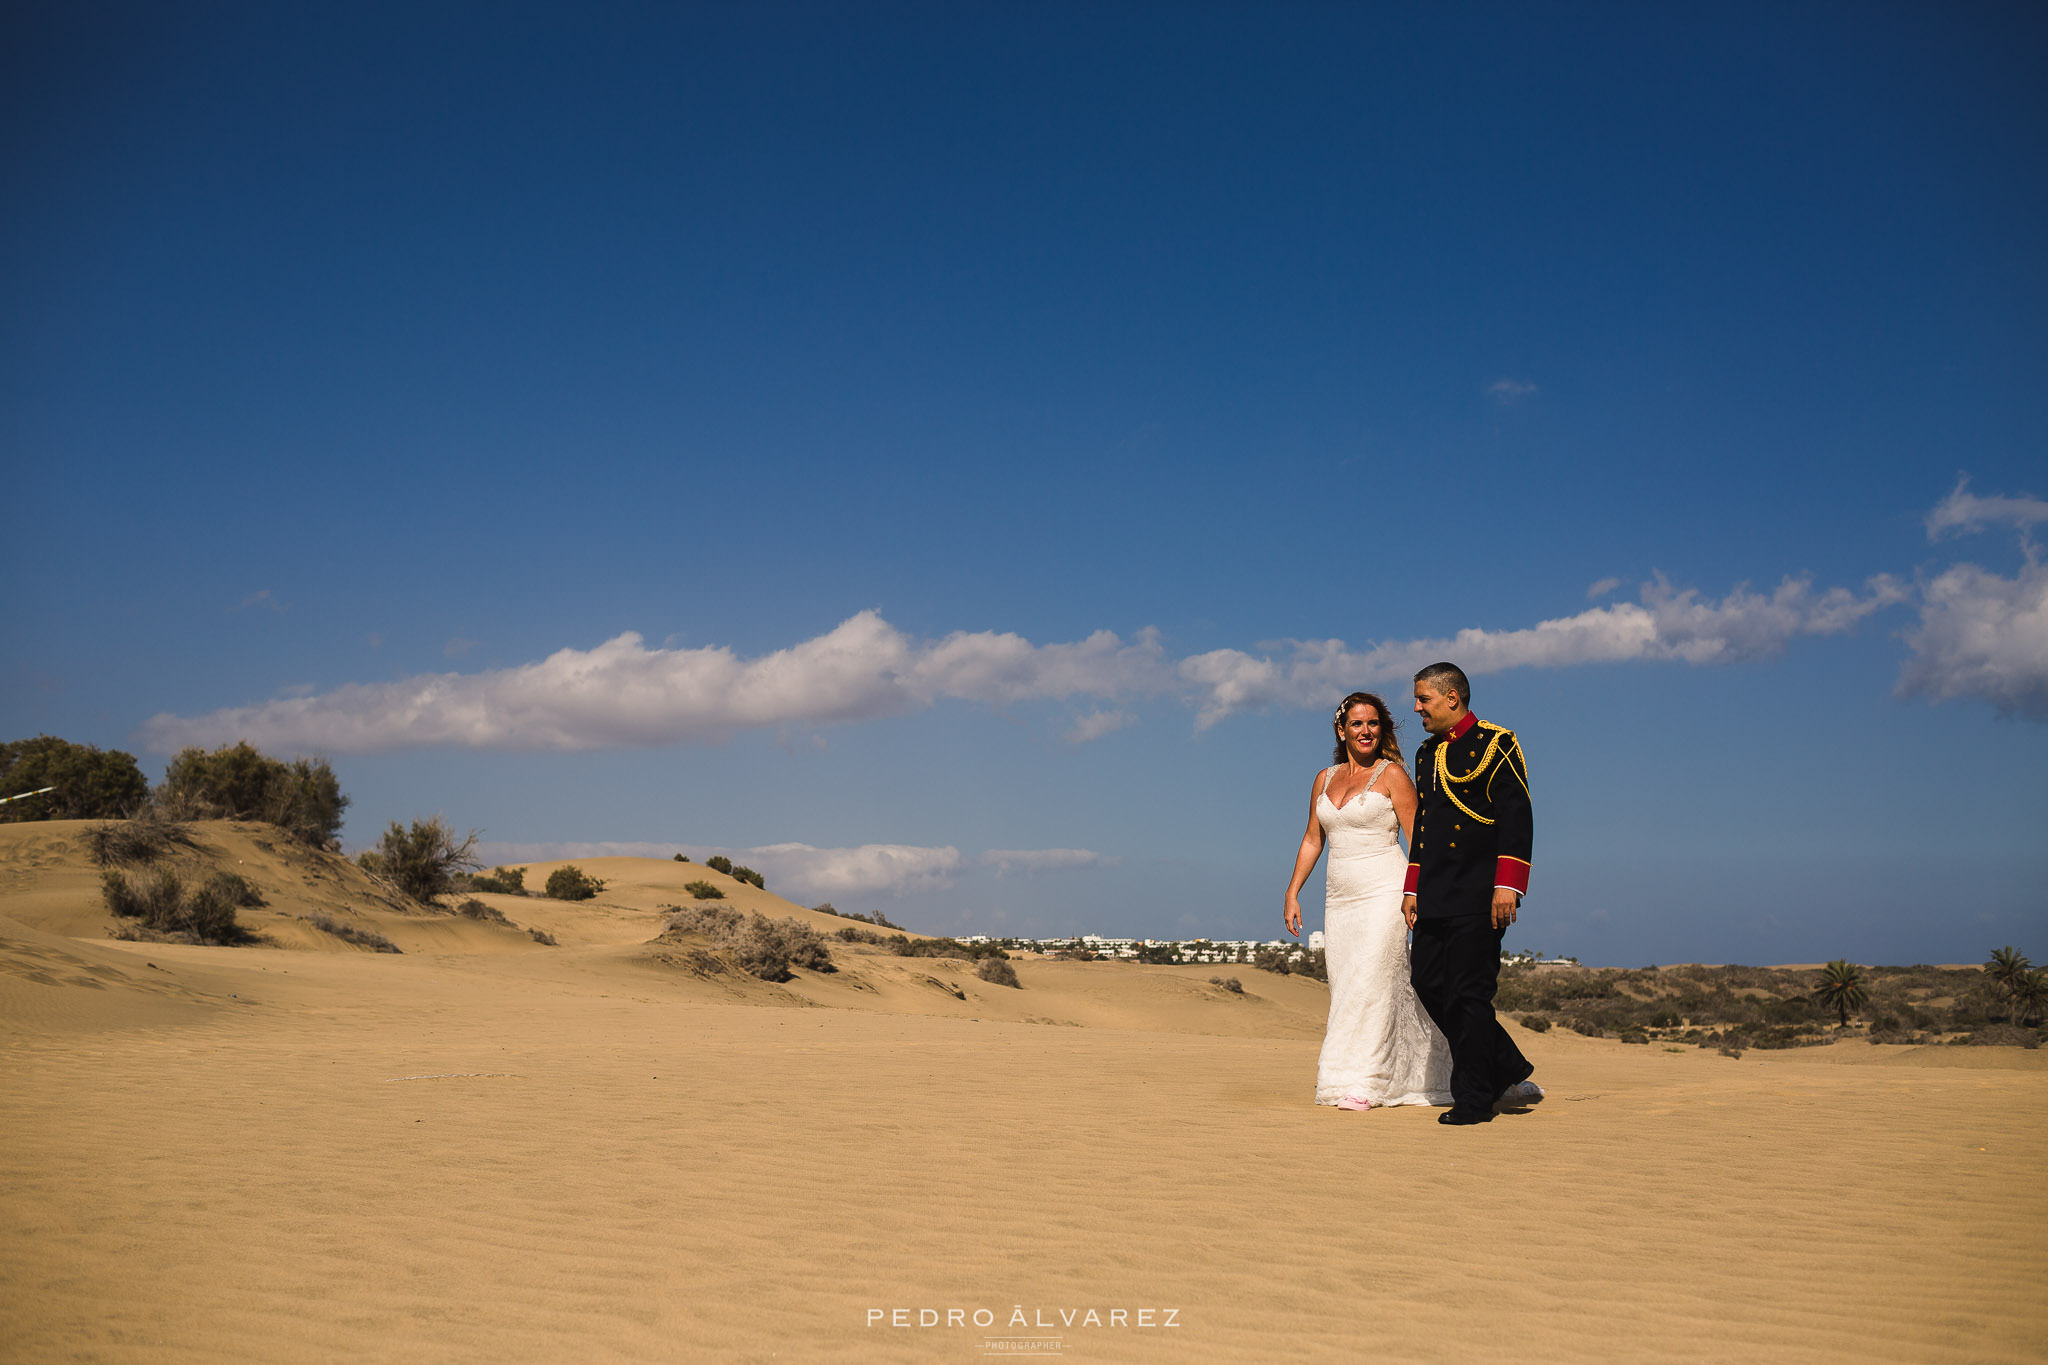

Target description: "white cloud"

left=1064, top=709, right=1133, bottom=744
left=140, top=610, right=1174, bottom=754
left=1925, top=476, right=2048, bottom=541
left=1488, top=378, right=1538, bottom=405
left=1586, top=577, right=1623, bottom=600
left=1896, top=559, right=2048, bottom=719
left=1175, top=575, right=1909, bottom=725
left=139, top=572, right=1932, bottom=753
left=980, top=848, right=1120, bottom=874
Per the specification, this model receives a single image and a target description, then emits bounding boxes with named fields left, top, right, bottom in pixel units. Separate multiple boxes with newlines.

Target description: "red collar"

left=1447, top=712, right=1478, bottom=740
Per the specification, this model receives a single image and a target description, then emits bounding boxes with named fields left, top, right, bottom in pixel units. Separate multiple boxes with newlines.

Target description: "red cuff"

left=1403, top=862, right=1419, bottom=895
left=1495, top=856, right=1530, bottom=895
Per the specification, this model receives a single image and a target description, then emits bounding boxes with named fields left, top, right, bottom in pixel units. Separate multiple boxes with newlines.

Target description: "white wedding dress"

left=1313, top=762, right=1453, bottom=1108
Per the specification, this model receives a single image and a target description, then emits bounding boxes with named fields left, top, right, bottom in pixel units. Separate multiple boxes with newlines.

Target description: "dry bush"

left=374, top=817, right=482, bottom=902
left=683, top=880, right=725, bottom=900
left=1208, top=975, right=1243, bottom=994
left=528, top=927, right=558, bottom=946
left=456, top=898, right=512, bottom=925
left=1519, top=1014, right=1552, bottom=1032
left=663, top=905, right=833, bottom=982
left=100, top=868, right=246, bottom=945
left=85, top=806, right=197, bottom=866
left=301, top=912, right=401, bottom=953
left=979, top=957, right=1022, bottom=988
left=466, top=866, right=528, bottom=895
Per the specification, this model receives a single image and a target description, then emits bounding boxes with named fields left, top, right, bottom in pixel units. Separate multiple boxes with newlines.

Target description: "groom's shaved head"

left=1413, top=662, right=1470, bottom=710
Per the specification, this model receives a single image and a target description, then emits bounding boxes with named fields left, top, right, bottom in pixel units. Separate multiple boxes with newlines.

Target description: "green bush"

left=705, top=855, right=733, bottom=875
left=467, top=866, right=528, bottom=895
left=544, top=865, right=605, bottom=901
left=372, top=817, right=481, bottom=902
left=730, top=864, right=765, bottom=889
left=980, top=957, right=1022, bottom=988
left=158, top=741, right=349, bottom=848
left=683, top=880, right=725, bottom=900
left=0, top=736, right=149, bottom=822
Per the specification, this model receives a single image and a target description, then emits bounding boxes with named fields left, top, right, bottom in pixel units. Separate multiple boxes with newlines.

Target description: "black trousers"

left=1410, top=912, right=1532, bottom=1113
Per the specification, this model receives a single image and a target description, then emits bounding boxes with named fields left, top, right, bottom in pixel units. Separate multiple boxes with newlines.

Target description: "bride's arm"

left=1383, top=764, right=1418, bottom=848
left=1282, top=774, right=1326, bottom=938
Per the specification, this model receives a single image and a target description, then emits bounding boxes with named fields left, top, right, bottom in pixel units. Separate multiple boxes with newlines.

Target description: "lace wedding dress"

left=1313, top=762, right=1453, bottom=1107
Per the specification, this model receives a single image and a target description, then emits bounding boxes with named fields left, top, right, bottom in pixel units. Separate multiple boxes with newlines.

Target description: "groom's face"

left=1413, top=681, right=1461, bottom=735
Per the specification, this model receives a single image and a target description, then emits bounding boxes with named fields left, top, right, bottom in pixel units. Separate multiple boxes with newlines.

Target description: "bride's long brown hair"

left=1331, top=691, right=1404, bottom=768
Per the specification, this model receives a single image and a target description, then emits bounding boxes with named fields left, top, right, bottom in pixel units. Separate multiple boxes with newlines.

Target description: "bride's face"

left=1339, top=704, right=1380, bottom=759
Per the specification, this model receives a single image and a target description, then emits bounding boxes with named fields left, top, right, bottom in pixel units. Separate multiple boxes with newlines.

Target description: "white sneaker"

left=1496, top=1080, right=1544, bottom=1110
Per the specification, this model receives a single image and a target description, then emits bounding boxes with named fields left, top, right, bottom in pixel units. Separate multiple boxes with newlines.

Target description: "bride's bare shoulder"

left=1380, top=762, right=1417, bottom=793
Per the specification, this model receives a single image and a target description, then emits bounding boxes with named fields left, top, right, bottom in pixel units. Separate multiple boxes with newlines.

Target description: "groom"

left=1401, top=662, right=1542, bottom=1126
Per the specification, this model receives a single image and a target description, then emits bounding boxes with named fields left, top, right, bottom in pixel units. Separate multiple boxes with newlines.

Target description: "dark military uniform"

left=1404, top=712, right=1534, bottom=1117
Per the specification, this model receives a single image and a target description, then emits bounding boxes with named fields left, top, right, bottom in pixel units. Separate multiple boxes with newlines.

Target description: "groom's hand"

left=1491, top=888, right=1520, bottom=930
left=1401, top=895, right=1417, bottom=930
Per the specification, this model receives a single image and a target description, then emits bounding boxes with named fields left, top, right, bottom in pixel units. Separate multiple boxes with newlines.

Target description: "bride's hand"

left=1283, top=896, right=1302, bottom=937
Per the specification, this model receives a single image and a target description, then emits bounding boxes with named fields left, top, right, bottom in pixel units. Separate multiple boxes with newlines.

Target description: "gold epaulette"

left=1436, top=722, right=1513, bottom=825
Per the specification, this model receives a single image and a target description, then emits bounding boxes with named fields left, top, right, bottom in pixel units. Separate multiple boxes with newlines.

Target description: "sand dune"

left=2, top=834, right=2042, bottom=1362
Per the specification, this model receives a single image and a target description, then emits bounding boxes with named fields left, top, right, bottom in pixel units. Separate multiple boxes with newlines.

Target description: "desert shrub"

left=210, top=871, right=265, bottom=907
left=301, top=912, right=401, bottom=952
left=1291, top=948, right=1328, bottom=983
left=528, top=927, right=558, bottom=945
left=1209, top=975, right=1243, bottom=994
left=729, top=863, right=765, bottom=889
left=826, top=907, right=901, bottom=929
left=886, top=935, right=1009, bottom=962
left=979, top=957, right=1022, bottom=988
left=373, top=817, right=481, bottom=902
left=672, top=852, right=690, bottom=862
left=467, top=866, right=528, bottom=895
left=683, top=880, right=725, bottom=900
left=662, top=906, right=834, bottom=981
left=1966, top=1024, right=2040, bottom=1049
left=355, top=850, right=384, bottom=875
left=1568, top=1020, right=1606, bottom=1038
left=159, top=741, right=348, bottom=848
left=705, top=855, right=733, bottom=874
left=85, top=805, right=197, bottom=865
left=0, top=736, right=149, bottom=822
left=1520, top=1014, right=1552, bottom=1032
left=834, top=925, right=888, bottom=943
left=811, top=901, right=837, bottom=916
left=1619, top=1029, right=1650, bottom=1045
left=456, top=898, right=512, bottom=926
left=101, top=868, right=246, bottom=944
left=544, top=865, right=605, bottom=901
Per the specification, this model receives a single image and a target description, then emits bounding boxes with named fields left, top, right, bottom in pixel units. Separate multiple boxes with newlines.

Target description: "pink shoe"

left=1336, top=1095, right=1375, bottom=1111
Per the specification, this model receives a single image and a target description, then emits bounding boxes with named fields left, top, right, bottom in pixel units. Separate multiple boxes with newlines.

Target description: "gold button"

left=1449, top=842, right=1457, bottom=848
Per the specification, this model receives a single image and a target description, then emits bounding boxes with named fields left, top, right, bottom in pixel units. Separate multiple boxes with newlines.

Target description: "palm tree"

left=2011, top=970, right=2047, bottom=1028
left=1986, top=946, right=2034, bottom=1024
left=1812, top=960, right=1868, bottom=1028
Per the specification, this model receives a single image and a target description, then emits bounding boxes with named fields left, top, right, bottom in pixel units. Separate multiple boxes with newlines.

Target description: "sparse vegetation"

left=661, top=905, right=834, bottom=982
left=683, top=880, right=725, bottom=900
left=371, top=817, right=482, bottom=903
left=823, top=906, right=901, bottom=929
left=705, top=855, right=733, bottom=875
left=1209, top=975, right=1243, bottom=994
left=159, top=741, right=348, bottom=848
left=465, top=866, right=528, bottom=896
left=527, top=927, right=558, bottom=946
left=544, top=865, right=605, bottom=901
left=456, top=898, right=512, bottom=926
left=85, top=805, right=197, bottom=865
left=301, top=912, right=401, bottom=952
left=0, top=736, right=149, bottom=821
left=100, top=868, right=248, bottom=945
left=884, top=935, right=1010, bottom=962
left=1252, top=946, right=1327, bottom=981
left=729, top=864, right=765, bottom=889
left=1519, top=1014, right=1552, bottom=1033
left=978, top=956, right=1021, bottom=988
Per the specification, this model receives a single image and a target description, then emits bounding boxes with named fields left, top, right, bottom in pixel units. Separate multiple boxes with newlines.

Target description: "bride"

left=1283, top=691, right=1452, bottom=1110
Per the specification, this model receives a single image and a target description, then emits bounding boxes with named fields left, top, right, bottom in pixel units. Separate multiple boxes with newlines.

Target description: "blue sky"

left=5, top=2, right=2045, bottom=965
